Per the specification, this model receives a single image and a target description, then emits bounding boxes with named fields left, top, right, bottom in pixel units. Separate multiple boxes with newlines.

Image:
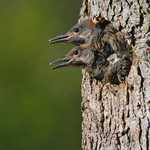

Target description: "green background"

left=0, top=0, right=82, bottom=150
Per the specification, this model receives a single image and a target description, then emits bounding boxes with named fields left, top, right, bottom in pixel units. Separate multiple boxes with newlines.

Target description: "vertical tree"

left=80, top=0, right=150, bottom=149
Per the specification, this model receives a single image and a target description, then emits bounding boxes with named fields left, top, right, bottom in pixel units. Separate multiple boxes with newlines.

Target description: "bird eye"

left=73, top=27, right=80, bottom=33
left=74, top=50, right=79, bottom=55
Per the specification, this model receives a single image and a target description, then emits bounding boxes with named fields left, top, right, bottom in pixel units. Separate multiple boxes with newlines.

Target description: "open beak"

left=48, top=34, right=72, bottom=44
left=48, top=33, right=85, bottom=45
left=49, top=57, right=71, bottom=69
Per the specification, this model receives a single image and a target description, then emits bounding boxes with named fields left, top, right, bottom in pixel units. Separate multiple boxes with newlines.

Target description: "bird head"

left=48, top=17, right=98, bottom=46
left=49, top=47, right=95, bottom=69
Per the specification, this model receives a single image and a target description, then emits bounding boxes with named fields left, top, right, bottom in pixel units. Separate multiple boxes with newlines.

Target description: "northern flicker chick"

left=49, top=46, right=95, bottom=70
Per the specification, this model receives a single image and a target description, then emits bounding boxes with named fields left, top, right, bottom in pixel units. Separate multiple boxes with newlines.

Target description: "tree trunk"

left=80, top=0, right=150, bottom=150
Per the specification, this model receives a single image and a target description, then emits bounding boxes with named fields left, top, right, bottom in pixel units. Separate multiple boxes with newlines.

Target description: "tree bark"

left=80, top=0, right=150, bottom=150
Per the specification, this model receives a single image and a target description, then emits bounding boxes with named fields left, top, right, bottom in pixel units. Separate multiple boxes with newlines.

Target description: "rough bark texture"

left=80, top=0, right=150, bottom=150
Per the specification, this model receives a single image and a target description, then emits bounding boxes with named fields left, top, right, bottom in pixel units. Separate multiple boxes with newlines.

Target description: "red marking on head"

left=88, top=18, right=95, bottom=29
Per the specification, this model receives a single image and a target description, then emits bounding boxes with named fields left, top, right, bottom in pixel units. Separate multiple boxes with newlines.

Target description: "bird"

left=48, top=16, right=131, bottom=58
left=49, top=46, right=95, bottom=70
left=48, top=17, right=93, bottom=46
left=49, top=45, right=132, bottom=84
left=48, top=17, right=107, bottom=48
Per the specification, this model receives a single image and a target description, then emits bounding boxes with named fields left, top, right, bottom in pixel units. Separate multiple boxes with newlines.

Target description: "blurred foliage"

left=0, top=0, right=82, bottom=149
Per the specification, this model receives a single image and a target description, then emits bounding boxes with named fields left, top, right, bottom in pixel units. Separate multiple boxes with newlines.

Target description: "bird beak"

left=48, top=34, right=72, bottom=44
left=49, top=33, right=85, bottom=45
left=49, top=57, right=71, bottom=69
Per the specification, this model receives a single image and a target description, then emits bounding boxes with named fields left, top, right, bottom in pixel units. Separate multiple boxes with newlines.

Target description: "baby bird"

left=49, top=18, right=93, bottom=46
left=49, top=16, right=131, bottom=59
left=49, top=46, right=95, bottom=70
